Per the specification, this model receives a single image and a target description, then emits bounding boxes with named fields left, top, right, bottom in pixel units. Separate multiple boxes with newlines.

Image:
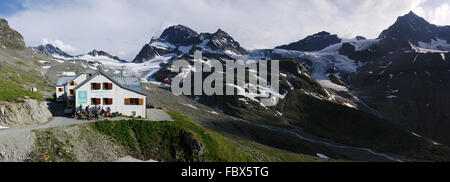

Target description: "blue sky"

left=1, top=0, right=449, bottom=60
left=0, top=0, right=24, bottom=16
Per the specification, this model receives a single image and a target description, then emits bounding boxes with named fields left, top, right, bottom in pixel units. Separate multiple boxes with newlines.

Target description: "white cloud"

left=41, top=38, right=76, bottom=53
left=5, top=0, right=450, bottom=60
left=424, top=3, right=450, bottom=25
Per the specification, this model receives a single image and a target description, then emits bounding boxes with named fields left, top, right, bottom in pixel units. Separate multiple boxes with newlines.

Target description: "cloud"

left=41, top=38, right=77, bottom=53
left=4, top=0, right=450, bottom=60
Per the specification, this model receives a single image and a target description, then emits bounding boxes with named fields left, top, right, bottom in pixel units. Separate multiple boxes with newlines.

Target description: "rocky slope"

left=0, top=99, right=52, bottom=127
left=132, top=25, right=246, bottom=63
left=0, top=19, right=26, bottom=49
left=32, top=44, right=73, bottom=58
left=125, top=24, right=450, bottom=161
left=275, top=31, right=341, bottom=51
left=338, top=12, right=450, bottom=146
left=268, top=11, right=450, bottom=147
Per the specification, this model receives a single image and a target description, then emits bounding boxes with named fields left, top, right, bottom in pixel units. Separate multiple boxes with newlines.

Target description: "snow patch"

left=316, top=153, right=329, bottom=159
left=386, top=95, right=397, bottom=99
left=410, top=42, right=448, bottom=53
left=183, top=103, right=198, bottom=110
left=412, top=132, right=422, bottom=137
left=317, top=80, right=348, bottom=91
left=150, top=41, right=176, bottom=50
left=418, top=38, right=450, bottom=51
left=205, top=110, right=219, bottom=115
left=275, top=111, right=283, bottom=116
left=62, top=72, right=76, bottom=76
left=286, top=80, right=294, bottom=90
left=178, top=45, right=192, bottom=54
left=343, top=102, right=357, bottom=109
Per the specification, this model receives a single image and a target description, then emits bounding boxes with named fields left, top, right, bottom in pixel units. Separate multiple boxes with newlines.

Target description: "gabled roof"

left=56, top=76, right=76, bottom=86
left=73, top=69, right=146, bottom=96
left=82, top=69, right=98, bottom=74
left=57, top=69, right=93, bottom=86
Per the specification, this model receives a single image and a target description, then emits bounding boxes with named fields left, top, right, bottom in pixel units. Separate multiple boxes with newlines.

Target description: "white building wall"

left=66, top=73, right=90, bottom=97
left=74, top=74, right=146, bottom=118
left=56, top=86, right=65, bottom=102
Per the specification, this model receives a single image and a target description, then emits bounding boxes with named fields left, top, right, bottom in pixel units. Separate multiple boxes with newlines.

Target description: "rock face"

left=132, top=25, right=247, bottom=63
left=275, top=31, right=341, bottom=51
left=0, top=99, right=53, bottom=127
left=0, top=19, right=26, bottom=49
left=333, top=11, right=450, bottom=146
left=181, top=130, right=205, bottom=157
left=160, top=25, right=202, bottom=46
left=32, top=44, right=73, bottom=58
left=86, top=49, right=124, bottom=62
left=377, top=11, right=450, bottom=53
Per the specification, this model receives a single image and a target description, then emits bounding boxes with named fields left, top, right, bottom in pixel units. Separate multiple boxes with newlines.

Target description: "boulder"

left=181, top=130, right=205, bottom=157
left=0, top=99, right=52, bottom=127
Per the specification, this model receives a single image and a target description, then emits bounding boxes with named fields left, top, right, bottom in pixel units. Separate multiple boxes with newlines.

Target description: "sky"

left=1, top=0, right=450, bottom=60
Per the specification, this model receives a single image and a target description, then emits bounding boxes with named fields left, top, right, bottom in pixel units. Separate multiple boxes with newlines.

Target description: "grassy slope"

left=0, top=48, right=53, bottom=102
left=92, top=111, right=334, bottom=162
left=0, top=76, right=44, bottom=101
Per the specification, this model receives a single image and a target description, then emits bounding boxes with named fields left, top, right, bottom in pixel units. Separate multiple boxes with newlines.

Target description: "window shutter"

left=91, top=83, right=94, bottom=90
left=125, top=98, right=130, bottom=105
left=108, top=83, right=113, bottom=89
left=109, top=98, right=113, bottom=105
left=138, top=98, right=143, bottom=105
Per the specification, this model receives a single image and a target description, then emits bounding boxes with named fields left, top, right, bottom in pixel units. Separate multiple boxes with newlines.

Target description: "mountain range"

left=3, top=11, right=450, bottom=161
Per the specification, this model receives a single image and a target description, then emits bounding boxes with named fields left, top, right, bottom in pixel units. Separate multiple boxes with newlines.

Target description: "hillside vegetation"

left=0, top=76, right=44, bottom=102
left=92, top=111, right=334, bottom=162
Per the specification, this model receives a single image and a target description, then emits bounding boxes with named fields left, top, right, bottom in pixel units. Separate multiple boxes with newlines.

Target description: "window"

left=124, top=98, right=143, bottom=105
left=70, top=81, right=77, bottom=86
left=103, top=83, right=113, bottom=90
left=103, top=98, right=113, bottom=105
left=91, top=83, right=101, bottom=90
left=58, top=88, right=64, bottom=92
left=91, top=98, right=101, bottom=105
left=69, top=89, right=74, bottom=95
left=86, top=74, right=92, bottom=78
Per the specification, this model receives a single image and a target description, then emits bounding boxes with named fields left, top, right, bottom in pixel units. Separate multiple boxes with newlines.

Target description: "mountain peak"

left=159, top=24, right=201, bottom=45
left=275, top=31, right=341, bottom=51
left=215, top=28, right=228, bottom=35
left=377, top=11, right=438, bottom=44
left=407, top=10, right=417, bottom=16
left=396, top=11, right=429, bottom=25
left=33, top=44, right=73, bottom=58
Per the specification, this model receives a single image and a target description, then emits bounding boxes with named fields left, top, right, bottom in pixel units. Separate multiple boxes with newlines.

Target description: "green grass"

left=0, top=75, right=44, bottom=102
left=92, top=111, right=253, bottom=162
left=0, top=65, right=53, bottom=93
left=168, top=111, right=253, bottom=161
